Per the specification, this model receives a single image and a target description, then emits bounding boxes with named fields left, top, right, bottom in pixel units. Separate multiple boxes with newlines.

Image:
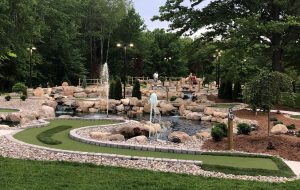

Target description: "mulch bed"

left=203, top=109, right=300, bottom=161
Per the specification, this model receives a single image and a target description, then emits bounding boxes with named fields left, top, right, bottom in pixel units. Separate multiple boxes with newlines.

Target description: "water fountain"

left=101, top=62, right=109, bottom=118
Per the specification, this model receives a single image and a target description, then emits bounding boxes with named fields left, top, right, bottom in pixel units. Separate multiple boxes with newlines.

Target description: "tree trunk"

left=268, top=110, right=270, bottom=136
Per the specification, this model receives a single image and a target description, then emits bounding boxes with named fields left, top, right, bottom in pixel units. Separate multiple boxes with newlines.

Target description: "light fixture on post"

left=117, top=43, right=134, bottom=98
left=27, top=46, right=37, bottom=88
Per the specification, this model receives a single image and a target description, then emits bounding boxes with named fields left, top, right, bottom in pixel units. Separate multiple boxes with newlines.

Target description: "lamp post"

left=27, top=46, right=37, bottom=87
left=117, top=43, right=134, bottom=98
left=214, top=50, right=222, bottom=89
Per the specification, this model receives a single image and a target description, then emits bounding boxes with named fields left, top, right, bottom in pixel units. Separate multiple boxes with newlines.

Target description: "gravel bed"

left=0, top=133, right=297, bottom=183
left=0, top=98, right=45, bottom=112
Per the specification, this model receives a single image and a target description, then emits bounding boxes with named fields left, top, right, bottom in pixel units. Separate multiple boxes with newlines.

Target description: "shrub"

left=5, top=95, right=11, bottom=101
left=273, top=121, right=283, bottom=125
left=269, top=116, right=278, bottom=121
left=267, top=142, right=275, bottom=150
left=218, top=82, right=226, bottom=99
left=224, top=80, right=233, bottom=99
left=114, top=77, right=123, bottom=100
left=287, top=124, right=296, bottom=130
left=214, top=123, right=228, bottom=137
left=170, top=96, right=177, bottom=101
left=297, top=132, right=300, bottom=137
left=237, top=123, right=251, bottom=135
left=211, top=127, right=225, bottom=141
left=132, top=80, right=141, bottom=100
left=12, top=82, right=27, bottom=96
left=20, top=95, right=27, bottom=101
left=109, top=79, right=116, bottom=99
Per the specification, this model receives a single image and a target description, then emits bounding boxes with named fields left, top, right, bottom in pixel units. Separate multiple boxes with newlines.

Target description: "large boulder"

left=196, top=131, right=211, bottom=140
left=186, top=105, right=206, bottom=112
left=127, top=135, right=148, bottom=144
left=129, top=97, right=139, bottom=106
left=127, top=111, right=138, bottom=118
left=6, top=113, right=21, bottom=122
left=89, top=108, right=98, bottom=113
left=271, top=124, right=288, bottom=135
left=213, top=111, right=228, bottom=119
left=62, top=82, right=69, bottom=87
left=33, top=87, right=45, bottom=97
left=77, top=101, right=95, bottom=112
left=0, top=125, right=10, bottom=129
left=143, top=103, right=151, bottom=113
left=201, top=115, right=212, bottom=121
left=74, top=87, right=84, bottom=93
left=42, top=100, right=57, bottom=109
left=105, top=134, right=125, bottom=141
left=90, top=132, right=111, bottom=139
left=39, top=105, right=55, bottom=118
left=74, top=92, right=87, bottom=98
left=63, top=86, right=74, bottom=96
left=179, top=105, right=186, bottom=116
left=204, top=107, right=215, bottom=115
left=185, top=112, right=203, bottom=120
left=121, top=99, right=130, bottom=106
left=116, top=104, right=125, bottom=112
left=168, top=131, right=191, bottom=143
left=159, top=102, right=177, bottom=115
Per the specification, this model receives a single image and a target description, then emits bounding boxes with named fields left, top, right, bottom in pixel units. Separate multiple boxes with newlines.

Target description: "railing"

left=127, top=76, right=149, bottom=85
left=78, top=78, right=102, bottom=86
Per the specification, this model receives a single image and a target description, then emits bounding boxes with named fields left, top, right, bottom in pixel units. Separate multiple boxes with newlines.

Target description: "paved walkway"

left=285, top=160, right=300, bottom=177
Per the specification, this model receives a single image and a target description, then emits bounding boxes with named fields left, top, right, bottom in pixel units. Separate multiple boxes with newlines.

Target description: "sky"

left=131, top=0, right=212, bottom=32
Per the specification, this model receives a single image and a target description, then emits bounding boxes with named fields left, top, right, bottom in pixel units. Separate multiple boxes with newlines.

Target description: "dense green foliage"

left=0, top=157, right=298, bottom=190
left=12, top=83, right=27, bottom=95
left=37, top=125, right=72, bottom=145
left=237, top=123, right=251, bottom=135
left=132, top=80, right=141, bottom=99
left=211, top=127, right=225, bottom=141
left=232, top=81, right=242, bottom=101
left=4, top=95, right=11, bottom=101
left=109, top=79, right=116, bottom=99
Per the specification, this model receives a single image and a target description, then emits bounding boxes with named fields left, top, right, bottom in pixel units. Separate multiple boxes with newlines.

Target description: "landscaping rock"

left=74, top=92, right=87, bottom=98
left=0, top=125, right=10, bottom=128
left=42, top=100, right=57, bottom=109
left=129, top=97, right=139, bottom=106
left=6, top=113, right=21, bottom=122
left=116, top=104, right=125, bottom=112
left=89, top=108, right=98, bottom=113
left=121, top=99, right=130, bottom=106
left=143, top=103, right=151, bottom=113
left=127, top=135, right=148, bottom=144
left=63, top=86, right=74, bottom=96
left=204, top=107, right=215, bottom=116
left=33, top=87, right=45, bottom=97
left=186, top=112, right=203, bottom=120
left=201, top=115, right=212, bottom=121
left=39, top=105, right=55, bottom=118
left=196, top=131, right=211, bottom=140
left=271, top=124, right=288, bottom=135
left=90, top=132, right=111, bottom=139
left=62, top=82, right=69, bottom=87
left=77, top=101, right=95, bottom=112
left=105, top=134, right=125, bottom=141
left=168, top=131, right=191, bottom=143
left=159, top=102, right=177, bottom=115
left=88, top=93, right=98, bottom=98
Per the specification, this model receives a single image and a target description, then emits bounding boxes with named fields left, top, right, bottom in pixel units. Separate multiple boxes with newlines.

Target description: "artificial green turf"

left=208, top=103, right=239, bottom=108
left=0, top=156, right=299, bottom=190
left=0, top=108, right=19, bottom=113
left=37, top=125, right=72, bottom=145
left=14, top=119, right=284, bottom=172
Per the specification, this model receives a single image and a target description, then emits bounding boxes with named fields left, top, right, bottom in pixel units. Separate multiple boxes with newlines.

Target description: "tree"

left=155, top=0, right=300, bottom=72
left=243, top=71, right=294, bottom=135
left=114, top=77, right=123, bottom=100
left=109, top=78, right=116, bottom=99
left=132, top=80, right=141, bottom=100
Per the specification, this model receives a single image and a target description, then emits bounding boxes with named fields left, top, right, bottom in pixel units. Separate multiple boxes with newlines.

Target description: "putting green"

left=13, top=119, right=282, bottom=171
left=0, top=108, right=19, bottom=113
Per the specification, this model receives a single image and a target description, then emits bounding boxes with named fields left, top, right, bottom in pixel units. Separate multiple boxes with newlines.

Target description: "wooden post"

left=166, top=87, right=169, bottom=102
left=228, top=108, right=234, bottom=150
left=78, top=78, right=81, bottom=87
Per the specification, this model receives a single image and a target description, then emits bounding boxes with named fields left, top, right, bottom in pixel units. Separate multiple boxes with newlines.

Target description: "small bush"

left=82, top=77, right=87, bottom=89
left=287, top=124, right=296, bottom=130
left=237, top=123, right=251, bottom=135
left=109, top=79, right=116, bottom=99
left=296, top=132, right=300, bottom=137
left=12, top=82, right=27, bottom=96
left=215, top=123, right=228, bottom=137
left=5, top=95, right=11, bottom=101
left=211, top=127, right=225, bottom=141
left=267, top=142, right=275, bottom=150
left=132, top=80, right=141, bottom=100
left=269, top=116, right=278, bottom=122
left=20, top=95, right=27, bottom=101
left=273, top=121, right=283, bottom=125
left=170, top=96, right=177, bottom=101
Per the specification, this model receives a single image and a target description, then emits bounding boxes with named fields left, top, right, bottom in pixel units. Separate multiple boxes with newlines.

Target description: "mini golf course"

left=13, top=119, right=295, bottom=177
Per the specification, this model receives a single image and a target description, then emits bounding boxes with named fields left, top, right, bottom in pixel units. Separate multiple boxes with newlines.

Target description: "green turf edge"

left=208, top=103, right=240, bottom=108
left=290, top=115, right=300, bottom=119
left=200, top=152, right=295, bottom=177
left=0, top=108, right=19, bottom=113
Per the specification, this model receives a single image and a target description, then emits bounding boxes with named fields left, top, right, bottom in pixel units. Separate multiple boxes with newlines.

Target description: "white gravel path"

left=285, top=160, right=300, bottom=177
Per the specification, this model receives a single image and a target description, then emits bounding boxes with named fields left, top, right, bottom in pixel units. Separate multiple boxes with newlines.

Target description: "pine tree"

left=114, top=77, right=123, bottom=100
left=109, top=79, right=116, bottom=99
left=233, top=81, right=242, bottom=101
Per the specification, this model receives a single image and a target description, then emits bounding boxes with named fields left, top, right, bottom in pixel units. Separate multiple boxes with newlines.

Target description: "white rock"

left=39, top=105, right=55, bottom=118
left=271, top=124, right=288, bottom=135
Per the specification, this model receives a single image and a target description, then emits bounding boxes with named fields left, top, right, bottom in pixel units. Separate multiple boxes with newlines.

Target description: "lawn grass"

left=291, top=115, right=300, bottom=119
left=0, top=108, right=19, bottom=113
left=0, top=156, right=299, bottom=190
left=209, top=103, right=239, bottom=108
left=13, top=119, right=294, bottom=177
